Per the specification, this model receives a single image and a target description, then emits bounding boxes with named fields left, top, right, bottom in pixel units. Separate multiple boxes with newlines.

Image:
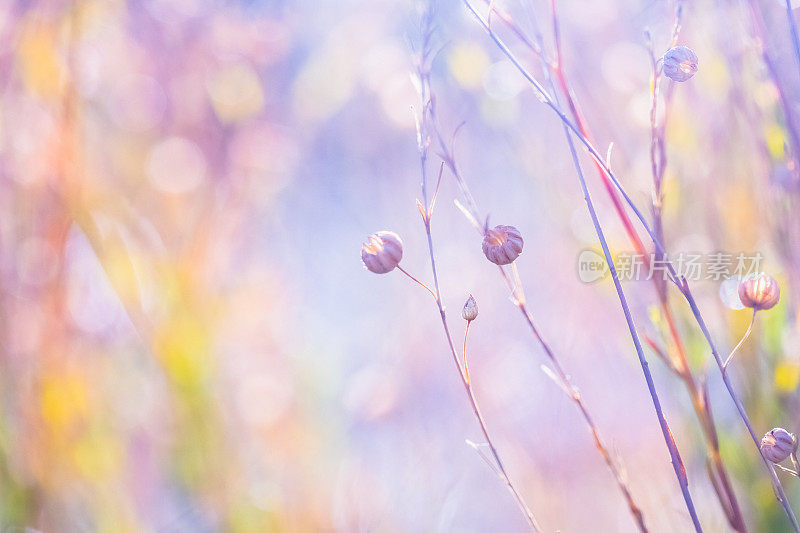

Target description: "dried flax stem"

left=416, top=156, right=541, bottom=532
left=403, top=13, right=541, bottom=528
left=463, top=3, right=799, bottom=528
left=543, top=62, right=703, bottom=532
left=496, top=265, right=648, bottom=532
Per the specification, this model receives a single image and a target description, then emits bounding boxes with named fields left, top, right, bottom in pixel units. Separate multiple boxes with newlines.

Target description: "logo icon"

left=578, top=249, right=608, bottom=283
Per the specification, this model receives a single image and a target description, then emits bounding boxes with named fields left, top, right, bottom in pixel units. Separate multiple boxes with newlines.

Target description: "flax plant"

left=477, top=2, right=749, bottom=529
left=423, top=33, right=651, bottom=533
left=462, top=1, right=800, bottom=529
left=362, top=10, right=542, bottom=529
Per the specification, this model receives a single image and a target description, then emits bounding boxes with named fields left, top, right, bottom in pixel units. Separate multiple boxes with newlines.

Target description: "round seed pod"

left=761, top=427, right=796, bottom=463
left=738, top=273, right=780, bottom=311
left=361, top=231, right=403, bottom=274
left=482, top=225, right=523, bottom=265
left=462, top=295, right=479, bottom=322
left=662, top=46, right=698, bottom=82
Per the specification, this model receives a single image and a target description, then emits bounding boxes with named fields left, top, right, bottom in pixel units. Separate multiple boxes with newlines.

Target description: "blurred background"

left=3, top=0, right=800, bottom=531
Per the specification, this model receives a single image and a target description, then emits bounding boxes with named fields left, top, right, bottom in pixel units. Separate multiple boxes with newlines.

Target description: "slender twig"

left=430, top=81, right=651, bottom=531
left=682, top=283, right=800, bottom=531
left=416, top=158, right=541, bottom=532
left=497, top=267, right=649, bottom=532
left=462, top=321, right=472, bottom=385
left=545, top=59, right=703, bottom=532
left=463, top=3, right=799, bottom=528
left=397, top=265, right=438, bottom=301
left=785, top=0, right=800, bottom=83
left=475, top=4, right=749, bottom=528
left=408, top=10, right=541, bottom=530
left=427, top=36, right=649, bottom=533
left=723, top=309, right=757, bottom=369
left=643, top=10, right=746, bottom=525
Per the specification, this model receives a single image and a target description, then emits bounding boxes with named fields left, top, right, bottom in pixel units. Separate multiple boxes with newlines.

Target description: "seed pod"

left=482, top=225, right=523, bottom=265
left=462, top=294, right=479, bottom=322
left=662, top=46, right=698, bottom=82
left=361, top=231, right=403, bottom=274
left=760, top=427, right=796, bottom=463
left=738, top=273, right=780, bottom=311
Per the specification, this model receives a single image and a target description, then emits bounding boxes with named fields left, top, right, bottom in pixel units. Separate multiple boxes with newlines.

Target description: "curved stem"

left=414, top=36, right=540, bottom=528
left=502, top=265, right=648, bottom=532
left=682, top=290, right=800, bottom=531
left=556, top=94, right=703, bottom=533
left=397, top=265, right=437, bottom=301
left=421, top=216, right=540, bottom=530
left=723, top=309, right=757, bottom=370
left=463, top=3, right=797, bottom=528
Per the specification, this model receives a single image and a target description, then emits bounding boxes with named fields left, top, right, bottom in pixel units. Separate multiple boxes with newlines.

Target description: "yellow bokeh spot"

left=72, top=432, right=122, bottom=480
left=207, top=63, right=265, bottom=124
left=17, top=23, right=65, bottom=99
left=292, top=45, right=355, bottom=123
left=765, top=123, right=787, bottom=160
left=775, top=361, right=800, bottom=393
left=41, top=374, right=89, bottom=432
left=697, top=56, right=729, bottom=96
left=648, top=305, right=662, bottom=327
left=154, top=313, right=211, bottom=388
left=448, top=42, right=489, bottom=89
left=105, top=246, right=141, bottom=305
left=665, top=113, right=698, bottom=154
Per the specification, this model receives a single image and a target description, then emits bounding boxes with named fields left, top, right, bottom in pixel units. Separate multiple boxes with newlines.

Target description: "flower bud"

left=361, top=231, right=403, bottom=274
left=760, top=427, right=796, bottom=463
left=662, top=46, right=698, bottom=82
left=462, top=294, right=479, bottom=322
left=482, top=225, right=523, bottom=265
left=738, top=273, right=780, bottom=311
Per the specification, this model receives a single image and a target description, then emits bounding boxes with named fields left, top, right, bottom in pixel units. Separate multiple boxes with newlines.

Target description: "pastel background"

left=2, top=0, right=800, bottom=531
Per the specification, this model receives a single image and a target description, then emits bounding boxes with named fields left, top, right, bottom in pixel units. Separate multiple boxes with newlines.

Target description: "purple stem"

left=463, top=3, right=800, bottom=528
left=554, top=87, right=703, bottom=533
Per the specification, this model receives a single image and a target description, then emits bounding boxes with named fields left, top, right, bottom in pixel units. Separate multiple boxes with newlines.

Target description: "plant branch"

left=723, top=309, right=757, bottom=370
left=463, top=3, right=797, bottom=528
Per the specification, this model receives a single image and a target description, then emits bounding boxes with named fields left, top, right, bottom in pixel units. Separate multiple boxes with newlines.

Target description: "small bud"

left=462, top=294, right=479, bottom=322
left=738, top=273, right=780, bottom=311
left=662, top=46, right=698, bottom=82
left=482, top=225, right=523, bottom=265
left=760, top=427, right=796, bottom=463
left=361, top=231, right=403, bottom=274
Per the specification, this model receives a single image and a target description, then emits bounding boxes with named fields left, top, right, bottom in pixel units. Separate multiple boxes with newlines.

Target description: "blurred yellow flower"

left=17, top=23, right=65, bottom=99
left=775, top=361, right=800, bottom=393
left=207, top=63, right=265, bottom=124
left=765, top=123, right=787, bottom=160
left=448, top=42, right=489, bottom=89
left=40, top=374, right=89, bottom=432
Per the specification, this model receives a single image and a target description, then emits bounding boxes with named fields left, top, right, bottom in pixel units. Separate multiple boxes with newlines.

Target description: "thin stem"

left=463, top=3, right=796, bottom=527
left=723, top=309, right=757, bottom=370
left=413, top=18, right=541, bottom=527
left=483, top=1, right=745, bottom=526
left=463, top=321, right=472, bottom=385
left=497, top=267, right=648, bottom=531
left=682, top=286, right=800, bottom=531
left=420, top=210, right=541, bottom=531
left=397, top=265, right=438, bottom=301
left=785, top=0, right=800, bottom=84
left=554, top=79, right=703, bottom=533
